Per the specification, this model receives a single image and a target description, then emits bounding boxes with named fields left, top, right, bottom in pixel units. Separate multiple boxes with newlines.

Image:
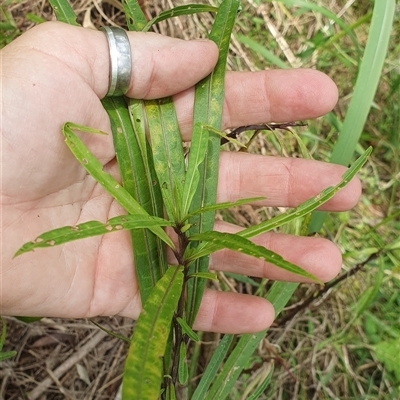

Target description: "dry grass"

left=1, top=0, right=398, bottom=399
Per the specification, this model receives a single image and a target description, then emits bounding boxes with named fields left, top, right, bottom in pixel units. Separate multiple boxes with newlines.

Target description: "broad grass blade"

left=14, top=215, right=171, bottom=257
left=142, top=4, right=218, bottom=32
left=204, top=282, right=298, bottom=400
left=103, top=97, right=169, bottom=302
left=122, top=266, right=184, bottom=400
left=62, top=123, right=174, bottom=249
left=189, top=231, right=321, bottom=283
left=186, top=0, right=241, bottom=327
left=48, top=0, right=79, bottom=26
left=145, top=98, right=186, bottom=222
left=309, top=0, right=395, bottom=232
left=121, top=0, right=147, bottom=31
left=189, top=147, right=372, bottom=261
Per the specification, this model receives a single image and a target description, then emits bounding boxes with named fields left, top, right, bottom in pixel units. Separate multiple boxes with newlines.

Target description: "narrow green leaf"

left=189, top=231, right=321, bottom=283
left=237, top=34, right=289, bottom=69
left=188, top=272, right=218, bottom=281
left=204, top=282, right=298, bottom=400
left=178, top=342, right=189, bottom=385
left=189, top=147, right=372, bottom=261
left=142, top=4, right=219, bottom=32
left=176, top=317, right=200, bottom=342
left=246, top=365, right=274, bottom=400
left=186, top=0, right=241, bottom=327
left=203, top=124, right=247, bottom=148
left=90, top=319, right=130, bottom=343
left=165, top=383, right=177, bottom=400
left=122, top=266, right=184, bottom=400
left=121, top=0, right=148, bottom=31
left=309, top=0, right=395, bottom=232
left=14, top=215, right=172, bottom=257
left=62, top=122, right=174, bottom=250
left=103, top=97, right=169, bottom=303
left=191, top=334, right=234, bottom=400
left=15, top=316, right=42, bottom=323
left=145, top=98, right=186, bottom=222
left=48, top=0, right=79, bottom=26
left=288, top=130, right=313, bottom=160
left=242, top=147, right=371, bottom=238
left=0, top=317, right=16, bottom=361
left=0, top=351, right=17, bottom=362
left=186, top=196, right=265, bottom=219
left=181, top=123, right=209, bottom=217
left=0, top=317, right=6, bottom=351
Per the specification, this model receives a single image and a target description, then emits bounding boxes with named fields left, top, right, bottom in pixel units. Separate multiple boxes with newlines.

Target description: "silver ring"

left=101, top=27, right=132, bottom=97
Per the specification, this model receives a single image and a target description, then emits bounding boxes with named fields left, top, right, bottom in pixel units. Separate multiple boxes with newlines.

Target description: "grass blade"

left=14, top=215, right=171, bottom=257
left=0, top=318, right=17, bottom=361
left=276, top=0, right=360, bottom=53
left=204, top=282, right=298, bottom=400
left=103, top=97, right=169, bottom=302
left=189, top=231, right=321, bottom=283
left=145, top=98, right=186, bottom=222
left=142, top=4, right=218, bottom=32
left=191, top=334, right=234, bottom=400
left=62, top=122, right=174, bottom=249
left=237, top=34, right=289, bottom=69
left=0, top=351, right=17, bottom=362
left=48, top=0, right=79, bottom=26
left=186, top=0, right=241, bottom=326
left=122, top=266, right=184, bottom=400
left=309, top=0, right=395, bottom=232
left=0, top=318, right=7, bottom=351
left=246, top=365, right=274, bottom=400
left=330, top=0, right=395, bottom=164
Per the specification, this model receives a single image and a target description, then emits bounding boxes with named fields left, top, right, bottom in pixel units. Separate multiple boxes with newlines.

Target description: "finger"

left=174, top=69, right=338, bottom=140
left=192, top=216, right=343, bottom=334
left=17, top=21, right=218, bottom=99
left=210, top=221, right=342, bottom=283
left=193, top=290, right=275, bottom=334
left=217, top=152, right=362, bottom=211
left=122, top=33, right=218, bottom=99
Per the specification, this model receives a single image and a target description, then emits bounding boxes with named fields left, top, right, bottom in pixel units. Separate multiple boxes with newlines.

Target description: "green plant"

left=0, top=318, right=17, bottom=362
left=11, top=0, right=394, bottom=399
left=0, top=3, right=20, bottom=48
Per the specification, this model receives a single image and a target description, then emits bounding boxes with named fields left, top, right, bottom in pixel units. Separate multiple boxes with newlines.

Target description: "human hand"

left=1, top=22, right=361, bottom=333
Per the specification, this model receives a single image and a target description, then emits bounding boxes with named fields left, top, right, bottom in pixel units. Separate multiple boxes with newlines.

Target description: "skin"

left=0, top=22, right=361, bottom=334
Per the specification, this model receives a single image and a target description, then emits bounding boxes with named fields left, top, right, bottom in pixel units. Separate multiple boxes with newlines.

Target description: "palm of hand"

left=2, top=40, right=140, bottom=320
left=1, top=22, right=360, bottom=333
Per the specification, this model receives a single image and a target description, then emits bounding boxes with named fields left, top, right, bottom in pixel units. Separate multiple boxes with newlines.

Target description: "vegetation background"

left=1, top=0, right=399, bottom=399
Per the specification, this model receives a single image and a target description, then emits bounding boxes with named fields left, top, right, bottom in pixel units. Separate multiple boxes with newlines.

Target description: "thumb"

left=18, top=21, right=219, bottom=99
